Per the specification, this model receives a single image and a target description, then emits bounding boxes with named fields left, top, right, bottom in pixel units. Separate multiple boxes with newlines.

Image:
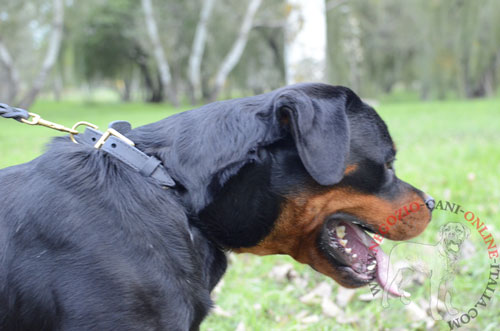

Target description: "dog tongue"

left=375, top=248, right=407, bottom=297
left=341, top=222, right=409, bottom=297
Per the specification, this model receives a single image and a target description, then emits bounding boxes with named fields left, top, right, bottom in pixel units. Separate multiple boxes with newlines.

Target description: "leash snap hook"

left=21, top=112, right=79, bottom=135
left=19, top=112, right=41, bottom=125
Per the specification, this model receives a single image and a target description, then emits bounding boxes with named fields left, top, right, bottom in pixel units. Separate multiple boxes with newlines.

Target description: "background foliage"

left=1, top=0, right=499, bottom=104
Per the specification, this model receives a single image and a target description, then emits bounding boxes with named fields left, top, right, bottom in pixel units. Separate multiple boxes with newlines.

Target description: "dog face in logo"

left=439, top=222, right=469, bottom=255
left=382, top=222, right=470, bottom=320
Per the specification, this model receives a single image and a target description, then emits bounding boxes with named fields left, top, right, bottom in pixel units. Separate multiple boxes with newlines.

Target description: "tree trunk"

left=141, top=0, right=178, bottom=106
left=344, top=12, right=363, bottom=92
left=284, top=0, right=327, bottom=85
left=472, top=50, right=500, bottom=98
left=138, top=60, right=155, bottom=102
left=209, top=0, right=262, bottom=102
left=0, top=39, right=19, bottom=104
left=18, top=0, right=64, bottom=109
left=154, top=71, right=165, bottom=103
left=254, top=26, right=286, bottom=81
left=120, top=79, right=132, bottom=102
left=0, top=38, right=20, bottom=104
left=53, top=69, right=63, bottom=101
left=188, top=0, right=215, bottom=105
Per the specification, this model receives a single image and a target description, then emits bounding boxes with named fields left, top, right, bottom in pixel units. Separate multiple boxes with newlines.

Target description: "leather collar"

left=75, top=121, right=175, bottom=188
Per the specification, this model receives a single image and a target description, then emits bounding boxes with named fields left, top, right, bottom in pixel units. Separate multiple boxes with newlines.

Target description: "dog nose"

left=424, top=194, right=435, bottom=211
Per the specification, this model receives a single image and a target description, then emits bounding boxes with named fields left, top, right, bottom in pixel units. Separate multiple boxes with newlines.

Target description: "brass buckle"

left=70, top=121, right=99, bottom=144
left=94, top=128, right=135, bottom=149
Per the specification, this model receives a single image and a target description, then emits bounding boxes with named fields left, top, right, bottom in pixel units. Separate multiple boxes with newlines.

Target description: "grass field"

left=1, top=98, right=499, bottom=330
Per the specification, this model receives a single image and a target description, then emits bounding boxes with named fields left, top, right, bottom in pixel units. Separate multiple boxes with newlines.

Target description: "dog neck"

left=127, top=98, right=282, bottom=214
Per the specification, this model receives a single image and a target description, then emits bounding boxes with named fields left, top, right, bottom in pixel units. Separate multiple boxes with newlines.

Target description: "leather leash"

left=0, top=103, right=175, bottom=188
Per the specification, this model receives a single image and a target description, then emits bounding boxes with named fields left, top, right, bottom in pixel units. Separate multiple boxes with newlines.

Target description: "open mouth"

left=320, top=214, right=404, bottom=297
left=445, top=239, right=460, bottom=252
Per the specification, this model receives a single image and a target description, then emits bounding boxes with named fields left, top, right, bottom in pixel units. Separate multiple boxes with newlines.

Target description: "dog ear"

left=462, top=224, right=470, bottom=239
left=274, top=89, right=350, bottom=186
left=439, top=224, right=448, bottom=239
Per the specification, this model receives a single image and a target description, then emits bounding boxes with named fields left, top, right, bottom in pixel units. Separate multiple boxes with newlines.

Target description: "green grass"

left=1, top=98, right=499, bottom=330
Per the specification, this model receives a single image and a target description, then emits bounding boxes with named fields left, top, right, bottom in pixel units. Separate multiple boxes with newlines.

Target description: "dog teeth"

left=367, top=264, right=376, bottom=271
left=336, top=226, right=346, bottom=239
left=345, top=248, right=352, bottom=254
left=339, top=239, right=348, bottom=246
left=352, top=254, right=357, bottom=258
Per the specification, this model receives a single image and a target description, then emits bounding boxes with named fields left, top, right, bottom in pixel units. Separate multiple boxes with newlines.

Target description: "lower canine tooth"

left=336, top=226, right=346, bottom=238
left=345, top=248, right=352, bottom=253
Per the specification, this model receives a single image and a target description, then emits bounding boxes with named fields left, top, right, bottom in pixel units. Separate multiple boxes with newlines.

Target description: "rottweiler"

left=0, top=83, right=434, bottom=330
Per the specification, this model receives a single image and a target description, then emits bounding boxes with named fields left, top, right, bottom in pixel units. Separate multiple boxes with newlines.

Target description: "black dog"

left=0, top=83, right=434, bottom=330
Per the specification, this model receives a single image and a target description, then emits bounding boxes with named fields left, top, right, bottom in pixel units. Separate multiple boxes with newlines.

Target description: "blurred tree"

left=327, top=0, right=500, bottom=99
left=71, top=0, right=167, bottom=102
left=200, top=0, right=285, bottom=99
left=0, top=36, right=20, bottom=103
left=72, top=0, right=139, bottom=100
left=18, top=0, right=64, bottom=109
left=285, top=0, right=327, bottom=84
left=2, top=0, right=500, bottom=103
left=209, top=0, right=262, bottom=101
left=188, top=0, right=215, bottom=104
left=0, top=1, right=36, bottom=104
left=0, top=0, right=64, bottom=108
left=141, top=0, right=178, bottom=106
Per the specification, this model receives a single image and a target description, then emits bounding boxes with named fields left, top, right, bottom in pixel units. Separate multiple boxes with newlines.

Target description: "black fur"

left=0, top=83, right=387, bottom=330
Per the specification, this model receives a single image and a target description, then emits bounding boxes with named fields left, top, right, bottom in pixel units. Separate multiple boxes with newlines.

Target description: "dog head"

left=132, top=83, right=434, bottom=290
